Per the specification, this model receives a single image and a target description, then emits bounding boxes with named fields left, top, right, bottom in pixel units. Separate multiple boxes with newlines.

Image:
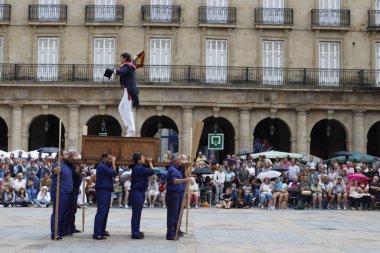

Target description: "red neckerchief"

left=119, top=61, right=136, bottom=100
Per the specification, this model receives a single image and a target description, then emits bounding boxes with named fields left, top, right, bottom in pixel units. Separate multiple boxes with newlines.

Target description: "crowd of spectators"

left=1, top=150, right=380, bottom=212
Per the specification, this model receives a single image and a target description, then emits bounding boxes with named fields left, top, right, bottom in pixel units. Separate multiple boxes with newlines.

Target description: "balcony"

left=255, top=8, right=293, bottom=29
left=368, top=10, right=380, bottom=31
left=0, top=64, right=379, bottom=89
left=0, top=4, right=11, bottom=24
left=28, top=5, right=67, bottom=25
left=85, top=5, right=124, bottom=25
left=198, top=6, right=236, bottom=28
left=141, top=5, right=181, bottom=27
left=311, top=9, right=350, bottom=30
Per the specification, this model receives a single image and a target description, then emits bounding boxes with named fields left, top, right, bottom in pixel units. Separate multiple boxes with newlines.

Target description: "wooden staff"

left=54, top=119, right=62, bottom=240
left=175, top=122, right=204, bottom=240
left=82, top=164, right=86, bottom=232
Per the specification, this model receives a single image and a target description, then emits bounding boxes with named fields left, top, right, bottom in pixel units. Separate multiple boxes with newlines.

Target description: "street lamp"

left=99, top=119, right=107, bottom=136
left=326, top=122, right=331, bottom=137
left=213, top=121, right=218, bottom=134
left=44, top=120, right=49, bottom=132
left=269, top=123, right=275, bottom=136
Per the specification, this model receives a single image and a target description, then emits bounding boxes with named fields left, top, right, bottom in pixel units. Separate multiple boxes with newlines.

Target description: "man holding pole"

left=93, top=152, right=117, bottom=240
left=166, top=154, right=191, bottom=240
left=130, top=153, right=155, bottom=239
left=50, top=150, right=73, bottom=240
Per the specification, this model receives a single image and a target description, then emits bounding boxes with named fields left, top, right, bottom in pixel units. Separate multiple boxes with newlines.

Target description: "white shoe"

left=195, top=205, right=199, bottom=209
left=125, top=205, right=129, bottom=209
left=343, top=206, right=347, bottom=210
left=162, top=205, right=166, bottom=208
left=337, top=206, right=341, bottom=210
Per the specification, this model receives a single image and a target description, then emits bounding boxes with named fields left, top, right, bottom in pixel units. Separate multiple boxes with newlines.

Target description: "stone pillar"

left=181, top=106, right=193, bottom=157
left=296, top=109, right=308, bottom=154
left=239, top=108, right=250, bottom=151
left=67, top=105, right=80, bottom=151
left=353, top=110, right=365, bottom=153
left=10, top=104, right=23, bottom=150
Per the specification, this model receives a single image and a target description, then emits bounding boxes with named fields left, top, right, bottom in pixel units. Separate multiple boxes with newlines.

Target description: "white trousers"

left=118, top=88, right=136, bottom=137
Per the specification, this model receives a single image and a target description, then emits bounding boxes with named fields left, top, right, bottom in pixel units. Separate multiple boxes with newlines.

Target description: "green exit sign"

left=208, top=134, right=224, bottom=150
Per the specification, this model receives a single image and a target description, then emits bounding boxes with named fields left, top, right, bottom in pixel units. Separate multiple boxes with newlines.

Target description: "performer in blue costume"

left=130, top=153, right=155, bottom=239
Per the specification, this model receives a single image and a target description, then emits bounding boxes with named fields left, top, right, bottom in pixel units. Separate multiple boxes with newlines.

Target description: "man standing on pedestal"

left=112, top=52, right=140, bottom=137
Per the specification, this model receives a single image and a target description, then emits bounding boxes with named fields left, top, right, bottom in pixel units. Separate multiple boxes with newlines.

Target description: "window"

left=0, top=37, right=3, bottom=79
left=376, top=43, right=380, bottom=86
left=93, top=38, right=115, bottom=82
left=150, top=38, right=171, bottom=82
left=95, top=0, right=115, bottom=21
left=262, top=40, right=284, bottom=85
left=375, top=0, right=380, bottom=25
left=39, top=0, right=60, bottom=21
left=207, top=0, right=228, bottom=23
left=38, top=37, right=59, bottom=81
left=319, top=42, right=340, bottom=86
left=0, top=0, right=4, bottom=20
left=319, top=0, right=340, bottom=25
left=263, top=0, right=284, bottom=24
left=206, top=39, right=227, bottom=83
left=151, top=0, right=172, bottom=22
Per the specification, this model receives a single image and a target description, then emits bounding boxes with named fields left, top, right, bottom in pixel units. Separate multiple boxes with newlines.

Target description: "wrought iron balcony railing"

left=368, top=10, right=380, bottom=30
left=255, top=8, right=293, bottom=25
left=141, top=5, right=181, bottom=24
left=0, top=4, right=11, bottom=22
left=198, top=6, right=236, bottom=25
left=311, top=9, right=350, bottom=27
left=29, top=5, right=67, bottom=22
left=85, top=5, right=124, bottom=23
left=0, top=64, right=380, bottom=89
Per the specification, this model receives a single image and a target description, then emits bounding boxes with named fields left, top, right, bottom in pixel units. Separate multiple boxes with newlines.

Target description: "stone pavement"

left=0, top=207, right=379, bottom=253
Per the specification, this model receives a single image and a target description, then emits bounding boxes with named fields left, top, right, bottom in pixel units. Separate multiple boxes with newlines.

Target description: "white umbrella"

left=0, top=150, right=9, bottom=158
left=257, top=170, right=282, bottom=180
left=9, top=149, right=28, bottom=158
left=251, top=150, right=303, bottom=159
left=301, top=154, right=324, bottom=163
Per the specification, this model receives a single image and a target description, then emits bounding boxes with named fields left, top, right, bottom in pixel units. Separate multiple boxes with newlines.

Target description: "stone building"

left=1, top=0, right=380, bottom=160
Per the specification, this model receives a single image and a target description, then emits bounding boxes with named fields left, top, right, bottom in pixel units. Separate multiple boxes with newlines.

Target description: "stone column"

left=10, top=104, right=23, bottom=150
left=296, top=109, right=308, bottom=154
left=353, top=110, right=365, bottom=153
left=181, top=106, right=193, bottom=157
left=67, top=105, right=80, bottom=151
left=239, top=108, right=250, bottom=151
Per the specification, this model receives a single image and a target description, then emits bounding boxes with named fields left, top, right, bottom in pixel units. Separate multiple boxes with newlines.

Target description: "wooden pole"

left=54, top=119, right=62, bottom=240
left=82, top=164, right=86, bottom=232
left=175, top=122, right=204, bottom=240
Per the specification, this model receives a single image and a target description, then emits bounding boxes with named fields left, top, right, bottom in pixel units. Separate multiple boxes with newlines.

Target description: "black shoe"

left=93, top=235, right=107, bottom=240
left=51, top=236, right=63, bottom=241
left=131, top=234, right=144, bottom=239
left=139, top=231, right=144, bottom=236
left=166, top=237, right=176, bottom=240
left=103, top=231, right=110, bottom=237
left=179, top=231, right=185, bottom=237
left=73, top=229, right=81, bottom=234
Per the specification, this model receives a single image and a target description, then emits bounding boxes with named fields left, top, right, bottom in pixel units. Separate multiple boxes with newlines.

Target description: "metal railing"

left=1, top=64, right=380, bottom=89
left=29, top=5, right=67, bottom=22
left=0, top=4, right=11, bottom=22
left=85, top=5, right=124, bottom=22
left=255, top=8, right=293, bottom=25
left=141, top=5, right=181, bottom=23
left=311, top=9, right=350, bottom=27
left=368, top=10, right=380, bottom=30
left=198, top=6, right=237, bottom=25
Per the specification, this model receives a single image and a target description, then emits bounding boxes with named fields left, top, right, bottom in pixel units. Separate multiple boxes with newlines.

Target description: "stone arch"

left=0, top=116, right=8, bottom=151
left=253, top=117, right=291, bottom=152
left=86, top=115, right=122, bottom=136
left=28, top=114, right=65, bottom=150
left=367, top=121, right=380, bottom=157
left=310, top=119, right=347, bottom=159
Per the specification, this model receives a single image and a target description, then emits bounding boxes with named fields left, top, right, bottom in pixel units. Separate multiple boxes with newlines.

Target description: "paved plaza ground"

left=0, top=207, right=379, bottom=253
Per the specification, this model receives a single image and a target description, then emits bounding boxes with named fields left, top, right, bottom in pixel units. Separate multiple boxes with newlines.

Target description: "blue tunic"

left=166, top=165, right=185, bottom=192
left=51, top=161, right=73, bottom=194
left=130, top=164, right=155, bottom=191
left=95, top=161, right=117, bottom=191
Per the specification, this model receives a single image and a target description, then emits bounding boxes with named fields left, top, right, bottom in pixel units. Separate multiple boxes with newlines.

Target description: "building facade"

left=1, top=0, right=380, bottom=160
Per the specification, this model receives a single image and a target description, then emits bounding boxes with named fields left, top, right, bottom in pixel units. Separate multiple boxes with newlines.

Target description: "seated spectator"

left=272, top=177, right=288, bottom=209
left=333, top=176, right=347, bottom=210
left=112, top=176, right=123, bottom=208
left=86, top=174, right=96, bottom=205
left=350, top=178, right=371, bottom=210
left=39, top=172, right=52, bottom=190
left=218, top=188, right=233, bottom=209
left=224, top=166, right=235, bottom=190
left=1, top=172, right=13, bottom=192
left=251, top=177, right=261, bottom=206
left=311, top=179, right=323, bottom=209
left=26, top=173, right=39, bottom=203
left=15, top=187, right=31, bottom=207
left=320, top=175, right=334, bottom=209
left=12, top=173, right=26, bottom=195
left=124, top=175, right=131, bottom=209
left=35, top=186, right=51, bottom=207
left=233, top=188, right=249, bottom=208
left=259, top=177, right=274, bottom=209
left=189, top=177, right=199, bottom=208
left=3, top=185, right=15, bottom=207
left=147, top=176, right=159, bottom=208
left=370, top=176, right=380, bottom=209
left=299, top=178, right=312, bottom=208
left=308, top=167, right=319, bottom=186
left=158, top=178, right=166, bottom=208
